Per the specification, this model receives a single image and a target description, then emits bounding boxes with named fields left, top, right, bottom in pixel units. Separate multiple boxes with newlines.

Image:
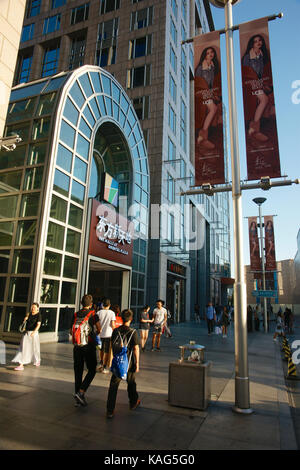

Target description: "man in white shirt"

left=151, top=299, right=167, bottom=352
left=97, top=298, right=116, bottom=373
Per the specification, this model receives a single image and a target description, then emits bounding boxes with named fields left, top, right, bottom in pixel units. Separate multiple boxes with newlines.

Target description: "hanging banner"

left=248, top=216, right=261, bottom=275
left=239, top=18, right=281, bottom=181
left=194, top=31, right=225, bottom=185
left=264, top=215, right=276, bottom=271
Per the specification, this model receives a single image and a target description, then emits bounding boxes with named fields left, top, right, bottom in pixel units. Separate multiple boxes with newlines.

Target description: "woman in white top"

left=97, top=298, right=116, bottom=373
left=151, top=300, right=167, bottom=352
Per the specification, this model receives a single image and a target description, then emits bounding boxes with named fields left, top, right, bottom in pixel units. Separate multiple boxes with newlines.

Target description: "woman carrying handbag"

left=12, top=302, right=42, bottom=371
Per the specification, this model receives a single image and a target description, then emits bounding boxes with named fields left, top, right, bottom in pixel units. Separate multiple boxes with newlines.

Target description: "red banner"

left=264, top=215, right=276, bottom=271
left=194, top=31, right=225, bottom=185
left=240, top=18, right=281, bottom=181
left=248, top=216, right=261, bottom=273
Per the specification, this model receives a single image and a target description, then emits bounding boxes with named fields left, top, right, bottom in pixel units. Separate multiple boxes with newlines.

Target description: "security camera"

left=0, top=134, right=22, bottom=151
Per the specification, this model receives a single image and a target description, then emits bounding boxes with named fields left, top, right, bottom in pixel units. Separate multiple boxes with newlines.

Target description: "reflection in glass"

left=43, top=250, right=62, bottom=276
left=0, top=277, right=6, bottom=301
left=12, top=249, right=33, bottom=273
left=53, top=169, right=70, bottom=197
left=8, top=277, right=30, bottom=303
left=47, top=221, right=64, bottom=250
left=32, top=118, right=50, bottom=140
left=0, top=170, right=22, bottom=193
left=76, top=133, right=90, bottom=159
left=71, top=179, right=85, bottom=205
left=0, top=221, right=14, bottom=246
left=50, top=195, right=67, bottom=222
left=0, top=196, right=18, bottom=218
left=0, top=251, right=10, bottom=273
left=0, top=145, right=26, bottom=170
left=27, top=142, right=47, bottom=165
left=63, top=97, right=79, bottom=126
left=36, top=93, right=56, bottom=116
left=66, top=229, right=81, bottom=254
left=7, top=98, right=36, bottom=123
left=40, top=278, right=59, bottom=303
left=73, top=157, right=87, bottom=183
left=59, top=306, right=75, bottom=331
left=39, top=308, right=57, bottom=332
left=24, top=166, right=44, bottom=190
left=61, top=281, right=77, bottom=304
left=63, top=255, right=78, bottom=279
left=69, top=81, right=85, bottom=109
left=56, top=144, right=73, bottom=173
left=20, top=193, right=40, bottom=217
left=68, top=204, right=83, bottom=229
left=16, top=220, right=36, bottom=246
left=60, top=120, right=75, bottom=148
left=4, top=306, right=27, bottom=333
left=5, top=122, right=30, bottom=142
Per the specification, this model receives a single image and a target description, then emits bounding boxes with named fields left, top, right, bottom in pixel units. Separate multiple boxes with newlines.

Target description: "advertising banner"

left=264, top=215, right=276, bottom=271
left=248, top=216, right=261, bottom=274
left=239, top=18, right=281, bottom=180
left=194, top=31, right=225, bottom=185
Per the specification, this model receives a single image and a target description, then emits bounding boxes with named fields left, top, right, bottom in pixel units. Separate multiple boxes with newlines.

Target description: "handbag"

left=19, top=320, right=27, bottom=333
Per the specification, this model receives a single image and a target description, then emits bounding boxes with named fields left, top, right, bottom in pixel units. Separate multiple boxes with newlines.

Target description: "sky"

left=208, top=0, right=300, bottom=271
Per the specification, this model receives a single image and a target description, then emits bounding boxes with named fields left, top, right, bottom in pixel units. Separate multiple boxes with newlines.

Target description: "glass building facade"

left=0, top=66, right=149, bottom=342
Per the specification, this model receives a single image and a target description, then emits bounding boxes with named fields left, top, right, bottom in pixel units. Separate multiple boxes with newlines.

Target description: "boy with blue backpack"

left=106, top=309, right=140, bottom=419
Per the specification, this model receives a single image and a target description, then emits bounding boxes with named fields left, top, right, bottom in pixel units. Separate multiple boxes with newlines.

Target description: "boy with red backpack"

left=70, top=294, right=101, bottom=407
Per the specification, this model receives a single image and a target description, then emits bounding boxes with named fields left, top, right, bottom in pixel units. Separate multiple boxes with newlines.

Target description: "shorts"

left=153, top=325, right=162, bottom=334
left=101, top=337, right=111, bottom=353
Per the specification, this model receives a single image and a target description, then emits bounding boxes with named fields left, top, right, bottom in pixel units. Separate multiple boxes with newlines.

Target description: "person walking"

left=247, top=305, right=253, bottom=332
left=151, top=300, right=167, bottom=352
left=254, top=304, right=260, bottom=331
left=139, top=305, right=153, bottom=351
left=273, top=311, right=285, bottom=342
left=97, top=298, right=116, bottom=373
left=12, top=302, right=42, bottom=370
left=106, top=309, right=140, bottom=419
left=194, top=304, right=201, bottom=323
left=221, top=306, right=230, bottom=338
left=70, top=294, right=100, bottom=407
left=205, top=302, right=216, bottom=336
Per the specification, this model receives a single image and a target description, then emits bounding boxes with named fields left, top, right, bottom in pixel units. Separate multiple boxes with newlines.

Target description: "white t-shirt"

left=153, top=307, right=167, bottom=326
left=97, top=309, right=116, bottom=338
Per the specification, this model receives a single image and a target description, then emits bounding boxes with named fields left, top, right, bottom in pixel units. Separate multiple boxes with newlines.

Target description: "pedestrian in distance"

left=247, top=305, right=253, bottom=332
left=12, top=302, right=42, bottom=371
left=205, top=302, right=216, bottom=336
left=106, top=309, right=140, bottom=419
left=273, top=311, right=285, bottom=342
left=164, top=306, right=173, bottom=338
left=97, top=298, right=116, bottom=374
left=194, top=304, right=201, bottom=323
left=254, top=304, right=260, bottom=331
left=70, top=294, right=100, bottom=407
left=139, top=305, right=153, bottom=351
left=221, top=306, right=230, bottom=338
left=151, top=300, right=167, bottom=351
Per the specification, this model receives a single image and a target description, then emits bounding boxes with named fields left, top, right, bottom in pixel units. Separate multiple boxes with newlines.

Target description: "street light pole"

left=209, top=0, right=253, bottom=414
left=253, top=197, right=268, bottom=333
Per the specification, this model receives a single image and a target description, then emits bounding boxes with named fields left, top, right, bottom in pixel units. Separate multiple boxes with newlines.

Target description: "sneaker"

left=74, top=392, right=87, bottom=407
left=130, top=399, right=141, bottom=411
left=102, top=367, right=109, bottom=374
left=106, top=411, right=114, bottom=419
left=34, top=362, right=40, bottom=367
left=74, top=394, right=82, bottom=407
left=156, top=348, right=161, bottom=352
left=14, top=365, right=24, bottom=371
left=151, top=348, right=155, bottom=352
left=97, top=365, right=104, bottom=372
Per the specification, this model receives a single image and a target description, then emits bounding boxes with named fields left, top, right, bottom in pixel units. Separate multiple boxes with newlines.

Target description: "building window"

left=16, top=53, right=33, bottom=84
left=69, top=36, right=86, bottom=70
left=181, top=22, right=186, bottom=42
left=71, top=3, right=89, bottom=25
left=170, top=46, right=177, bottom=72
left=133, top=96, right=150, bottom=120
left=171, top=0, right=178, bottom=19
left=169, top=73, right=177, bottom=103
left=43, top=14, right=61, bottom=35
left=129, top=35, right=152, bottom=59
left=167, top=174, right=175, bottom=203
left=51, top=0, right=66, bottom=7
left=130, top=7, right=153, bottom=30
left=168, top=213, right=175, bottom=243
left=100, top=0, right=120, bottom=15
left=21, top=24, right=35, bottom=42
left=96, top=19, right=118, bottom=67
left=168, top=137, right=176, bottom=163
left=27, top=0, right=41, bottom=18
left=168, top=104, right=176, bottom=134
left=170, top=18, right=177, bottom=45
left=181, top=48, right=187, bottom=95
left=42, top=44, right=60, bottom=77
left=127, top=65, right=151, bottom=88
left=181, top=0, right=187, bottom=23
left=180, top=158, right=186, bottom=179
left=180, top=98, right=186, bottom=150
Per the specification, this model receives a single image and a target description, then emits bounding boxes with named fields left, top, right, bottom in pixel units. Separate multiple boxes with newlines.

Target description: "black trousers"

left=73, top=344, right=97, bottom=394
left=207, top=319, right=214, bottom=334
left=106, top=371, right=138, bottom=413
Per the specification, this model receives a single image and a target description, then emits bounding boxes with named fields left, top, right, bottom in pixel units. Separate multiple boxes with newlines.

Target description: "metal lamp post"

left=209, top=0, right=253, bottom=413
left=253, top=197, right=268, bottom=333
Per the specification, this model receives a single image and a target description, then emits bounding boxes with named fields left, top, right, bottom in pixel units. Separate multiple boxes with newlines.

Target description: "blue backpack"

left=111, top=329, right=135, bottom=380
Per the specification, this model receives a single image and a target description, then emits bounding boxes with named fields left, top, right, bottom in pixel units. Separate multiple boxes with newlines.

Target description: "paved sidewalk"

left=0, top=320, right=298, bottom=450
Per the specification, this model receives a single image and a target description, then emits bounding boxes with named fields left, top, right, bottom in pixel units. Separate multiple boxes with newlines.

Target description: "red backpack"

left=72, top=309, right=95, bottom=346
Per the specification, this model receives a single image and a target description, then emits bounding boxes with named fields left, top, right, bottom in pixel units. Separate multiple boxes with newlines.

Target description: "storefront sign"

left=194, top=31, right=225, bottom=185
left=167, top=260, right=186, bottom=277
left=239, top=17, right=281, bottom=180
left=88, top=199, right=134, bottom=266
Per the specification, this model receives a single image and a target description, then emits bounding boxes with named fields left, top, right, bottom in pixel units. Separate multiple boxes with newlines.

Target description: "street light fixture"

left=208, top=0, right=253, bottom=414
left=253, top=197, right=268, bottom=333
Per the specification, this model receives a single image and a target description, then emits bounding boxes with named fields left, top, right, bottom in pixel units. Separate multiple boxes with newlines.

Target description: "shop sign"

left=89, top=199, right=134, bottom=266
left=167, top=260, right=186, bottom=277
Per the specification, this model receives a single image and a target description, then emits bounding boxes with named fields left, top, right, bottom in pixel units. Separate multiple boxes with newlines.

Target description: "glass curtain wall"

left=0, top=66, right=149, bottom=338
